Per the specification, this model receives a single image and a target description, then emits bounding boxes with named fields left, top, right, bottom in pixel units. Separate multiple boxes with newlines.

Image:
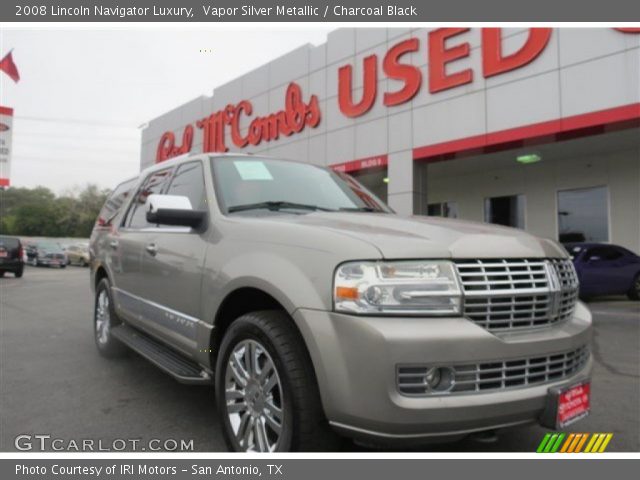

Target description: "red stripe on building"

left=331, top=154, right=388, bottom=173
left=413, top=102, right=640, bottom=162
left=0, top=178, right=10, bottom=187
left=0, top=106, right=14, bottom=116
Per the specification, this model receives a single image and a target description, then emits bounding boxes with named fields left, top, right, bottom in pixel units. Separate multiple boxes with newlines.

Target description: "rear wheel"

left=215, top=310, right=339, bottom=452
left=94, top=278, right=128, bottom=358
left=14, top=267, right=23, bottom=278
left=0, top=271, right=4, bottom=277
left=628, top=274, right=640, bottom=301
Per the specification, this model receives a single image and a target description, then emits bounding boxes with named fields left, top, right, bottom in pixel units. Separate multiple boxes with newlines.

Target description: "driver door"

left=135, top=160, right=210, bottom=356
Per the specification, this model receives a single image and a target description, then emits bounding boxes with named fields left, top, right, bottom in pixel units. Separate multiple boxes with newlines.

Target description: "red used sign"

left=338, top=28, right=552, bottom=117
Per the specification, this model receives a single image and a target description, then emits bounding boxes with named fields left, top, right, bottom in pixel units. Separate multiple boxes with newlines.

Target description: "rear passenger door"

left=112, top=168, right=173, bottom=330
left=135, top=160, right=210, bottom=356
left=93, top=176, right=138, bottom=293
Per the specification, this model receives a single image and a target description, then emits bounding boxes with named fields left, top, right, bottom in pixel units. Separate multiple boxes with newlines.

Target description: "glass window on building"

left=427, top=202, right=458, bottom=218
left=557, top=186, right=609, bottom=243
left=484, top=195, right=525, bottom=229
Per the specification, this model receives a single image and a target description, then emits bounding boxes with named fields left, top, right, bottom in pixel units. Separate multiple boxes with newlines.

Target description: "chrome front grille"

left=454, top=259, right=579, bottom=332
left=397, top=345, right=589, bottom=396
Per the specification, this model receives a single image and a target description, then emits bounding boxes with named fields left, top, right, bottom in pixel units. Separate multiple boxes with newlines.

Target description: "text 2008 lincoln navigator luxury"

left=90, top=154, right=592, bottom=452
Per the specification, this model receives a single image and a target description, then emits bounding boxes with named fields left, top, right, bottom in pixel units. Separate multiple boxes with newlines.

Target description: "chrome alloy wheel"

left=95, top=289, right=111, bottom=345
left=224, top=339, right=284, bottom=452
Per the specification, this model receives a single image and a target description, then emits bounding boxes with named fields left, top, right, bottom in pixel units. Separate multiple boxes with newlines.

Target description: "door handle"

left=109, top=240, right=118, bottom=249
left=145, top=243, right=158, bottom=256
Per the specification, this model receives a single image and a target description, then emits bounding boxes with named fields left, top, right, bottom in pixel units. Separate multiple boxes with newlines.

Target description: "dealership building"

left=140, top=28, right=640, bottom=253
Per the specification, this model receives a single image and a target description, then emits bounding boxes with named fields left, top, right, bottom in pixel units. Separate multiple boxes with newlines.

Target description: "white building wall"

left=425, top=146, right=640, bottom=252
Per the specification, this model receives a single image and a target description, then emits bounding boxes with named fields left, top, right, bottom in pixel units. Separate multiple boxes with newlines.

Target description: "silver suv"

left=90, top=154, right=592, bottom=452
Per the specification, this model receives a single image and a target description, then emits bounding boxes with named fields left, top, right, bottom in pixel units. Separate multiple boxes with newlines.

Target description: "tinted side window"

left=97, top=177, right=137, bottom=227
left=165, top=162, right=207, bottom=210
left=126, top=169, right=173, bottom=229
left=585, top=247, right=623, bottom=261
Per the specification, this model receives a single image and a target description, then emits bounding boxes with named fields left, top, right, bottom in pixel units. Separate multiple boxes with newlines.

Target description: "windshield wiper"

left=228, top=201, right=335, bottom=213
left=338, top=206, right=382, bottom=212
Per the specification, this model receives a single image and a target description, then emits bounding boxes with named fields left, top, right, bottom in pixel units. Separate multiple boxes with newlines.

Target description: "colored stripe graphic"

left=598, top=434, right=613, bottom=453
left=569, top=433, right=583, bottom=452
left=550, top=433, right=565, bottom=453
left=575, top=433, right=589, bottom=452
left=537, top=433, right=552, bottom=453
left=538, top=433, right=613, bottom=453
left=584, top=434, right=599, bottom=452
left=560, top=433, right=575, bottom=453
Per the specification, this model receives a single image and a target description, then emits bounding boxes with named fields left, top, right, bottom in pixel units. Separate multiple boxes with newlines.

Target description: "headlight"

left=334, top=260, right=462, bottom=315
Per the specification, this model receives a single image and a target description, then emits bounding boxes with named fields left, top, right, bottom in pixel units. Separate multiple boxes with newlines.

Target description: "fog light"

left=423, top=367, right=454, bottom=392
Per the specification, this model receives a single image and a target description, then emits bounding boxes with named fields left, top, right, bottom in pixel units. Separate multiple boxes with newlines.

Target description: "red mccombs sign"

left=156, top=27, right=640, bottom=163
left=157, top=83, right=320, bottom=161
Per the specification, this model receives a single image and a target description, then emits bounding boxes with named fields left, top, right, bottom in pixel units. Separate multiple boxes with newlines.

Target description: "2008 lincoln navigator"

left=90, top=153, right=592, bottom=452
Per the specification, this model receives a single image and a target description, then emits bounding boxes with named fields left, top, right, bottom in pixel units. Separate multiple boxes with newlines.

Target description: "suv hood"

left=263, top=212, right=566, bottom=259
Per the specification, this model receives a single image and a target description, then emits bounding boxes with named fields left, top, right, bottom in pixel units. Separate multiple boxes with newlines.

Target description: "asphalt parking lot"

left=1, top=267, right=638, bottom=452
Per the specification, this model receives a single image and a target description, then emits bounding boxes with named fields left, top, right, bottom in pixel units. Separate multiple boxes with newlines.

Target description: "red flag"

left=0, top=51, right=20, bottom=83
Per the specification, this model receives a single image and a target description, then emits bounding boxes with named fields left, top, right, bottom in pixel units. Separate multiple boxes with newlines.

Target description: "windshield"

left=211, top=157, right=391, bottom=214
left=38, top=242, right=63, bottom=252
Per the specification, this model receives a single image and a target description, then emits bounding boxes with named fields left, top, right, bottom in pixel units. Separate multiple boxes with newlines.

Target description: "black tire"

left=0, top=271, right=4, bottom=277
left=215, top=310, right=339, bottom=452
left=14, top=267, right=23, bottom=278
left=94, top=278, right=128, bottom=358
left=628, top=273, right=640, bottom=301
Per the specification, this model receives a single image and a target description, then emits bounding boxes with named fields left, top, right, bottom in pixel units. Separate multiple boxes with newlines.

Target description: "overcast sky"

left=0, top=27, right=331, bottom=193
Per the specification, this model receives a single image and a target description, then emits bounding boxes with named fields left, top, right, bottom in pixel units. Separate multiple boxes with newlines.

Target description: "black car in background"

left=0, top=235, right=25, bottom=278
left=26, top=241, right=67, bottom=268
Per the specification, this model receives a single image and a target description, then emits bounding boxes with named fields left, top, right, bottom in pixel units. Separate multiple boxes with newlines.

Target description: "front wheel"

left=215, top=311, right=339, bottom=452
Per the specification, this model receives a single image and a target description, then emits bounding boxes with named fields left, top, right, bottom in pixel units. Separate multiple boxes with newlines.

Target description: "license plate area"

left=540, top=380, right=590, bottom=429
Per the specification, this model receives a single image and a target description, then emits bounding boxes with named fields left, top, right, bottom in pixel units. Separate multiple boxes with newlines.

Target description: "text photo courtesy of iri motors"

left=0, top=23, right=639, bottom=455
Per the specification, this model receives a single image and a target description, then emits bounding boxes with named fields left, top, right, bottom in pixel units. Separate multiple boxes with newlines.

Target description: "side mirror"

left=145, top=194, right=206, bottom=229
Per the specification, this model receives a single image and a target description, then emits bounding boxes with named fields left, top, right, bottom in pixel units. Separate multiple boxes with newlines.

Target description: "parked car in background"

left=90, top=154, right=592, bottom=452
left=66, top=243, right=90, bottom=266
left=0, top=235, right=25, bottom=278
left=29, top=241, right=67, bottom=268
left=565, top=242, right=640, bottom=300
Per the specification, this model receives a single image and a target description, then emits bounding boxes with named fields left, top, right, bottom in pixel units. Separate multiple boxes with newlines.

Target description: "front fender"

left=203, top=249, right=333, bottom=322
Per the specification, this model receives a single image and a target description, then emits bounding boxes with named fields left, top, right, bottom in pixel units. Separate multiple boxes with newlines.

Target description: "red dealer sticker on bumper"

left=557, top=382, right=590, bottom=428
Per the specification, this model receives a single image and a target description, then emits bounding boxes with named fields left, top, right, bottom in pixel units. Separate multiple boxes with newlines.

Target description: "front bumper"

left=293, top=302, right=592, bottom=441
left=37, top=258, right=64, bottom=266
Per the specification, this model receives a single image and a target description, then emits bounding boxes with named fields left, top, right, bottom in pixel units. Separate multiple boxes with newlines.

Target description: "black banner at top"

left=2, top=0, right=640, bottom=22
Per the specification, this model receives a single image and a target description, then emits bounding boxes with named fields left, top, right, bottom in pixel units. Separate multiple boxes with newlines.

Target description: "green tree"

left=0, top=184, right=110, bottom=238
